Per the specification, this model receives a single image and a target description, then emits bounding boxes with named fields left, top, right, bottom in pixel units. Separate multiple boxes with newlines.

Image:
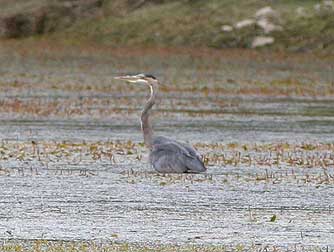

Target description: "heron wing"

left=150, top=137, right=206, bottom=173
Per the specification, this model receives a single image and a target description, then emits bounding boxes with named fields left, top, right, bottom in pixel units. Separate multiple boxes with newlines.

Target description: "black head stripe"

left=144, top=74, right=157, bottom=80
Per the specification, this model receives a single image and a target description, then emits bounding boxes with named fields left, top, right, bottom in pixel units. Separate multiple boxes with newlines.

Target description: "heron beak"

left=114, top=75, right=140, bottom=83
left=114, top=75, right=147, bottom=84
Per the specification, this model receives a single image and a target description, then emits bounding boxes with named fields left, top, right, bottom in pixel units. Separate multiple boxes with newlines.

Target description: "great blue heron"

left=114, top=73, right=206, bottom=173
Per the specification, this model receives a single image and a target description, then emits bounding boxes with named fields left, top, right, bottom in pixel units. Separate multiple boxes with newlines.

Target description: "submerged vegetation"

left=1, top=239, right=325, bottom=252
left=1, top=140, right=333, bottom=185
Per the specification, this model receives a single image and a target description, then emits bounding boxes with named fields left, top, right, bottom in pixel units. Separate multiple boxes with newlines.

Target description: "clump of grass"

left=199, top=142, right=334, bottom=171
left=1, top=140, right=333, bottom=185
left=1, top=239, right=310, bottom=252
left=0, top=239, right=232, bottom=252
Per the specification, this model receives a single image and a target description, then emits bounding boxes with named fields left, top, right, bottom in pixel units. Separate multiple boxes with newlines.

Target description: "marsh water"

left=0, top=48, right=334, bottom=249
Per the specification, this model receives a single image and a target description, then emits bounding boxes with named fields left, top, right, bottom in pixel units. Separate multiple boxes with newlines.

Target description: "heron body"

left=114, top=73, right=206, bottom=173
left=150, top=136, right=206, bottom=173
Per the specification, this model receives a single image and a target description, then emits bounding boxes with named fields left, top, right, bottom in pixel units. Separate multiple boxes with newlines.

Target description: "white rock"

left=221, top=25, right=233, bottom=32
left=256, top=18, right=283, bottom=33
left=251, top=36, right=274, bottom=48
left=235, top=19, right=255, bottom=29
left=255, top=6, right=278, bottom=19
left=323, top=0, right=334, bottom=9
left=314, top=3, right=322, bottom=11
left=314, top=1, right=334, bottom=12
left=296, top=7, right=306, bottom=17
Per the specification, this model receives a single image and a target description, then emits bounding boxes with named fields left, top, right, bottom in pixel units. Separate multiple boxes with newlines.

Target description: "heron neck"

left=141, top=82, right=158, bottom=149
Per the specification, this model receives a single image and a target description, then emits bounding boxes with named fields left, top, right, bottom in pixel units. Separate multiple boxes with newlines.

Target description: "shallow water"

left=1, top=172, right=333, bottom=246
left=0, top=97, right=333, bottom=248
left=0, top=95, right=334, bottom=143
left=0, top=48, right=333, bottom=249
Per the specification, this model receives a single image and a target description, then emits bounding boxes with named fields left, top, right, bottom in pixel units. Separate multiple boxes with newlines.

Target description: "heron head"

left=114, top=73, right=157, bottom=85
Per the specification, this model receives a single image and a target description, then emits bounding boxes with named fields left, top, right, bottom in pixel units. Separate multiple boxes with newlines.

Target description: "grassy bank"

left=69, top=0, right=334, bottom=51
left=1, top=0, right=334, bottom=52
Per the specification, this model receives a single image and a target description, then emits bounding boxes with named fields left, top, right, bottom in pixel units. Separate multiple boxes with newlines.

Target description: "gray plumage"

left=114, top=73, right=206, bottom=173
left=150, top=136, right=206, bottom=173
